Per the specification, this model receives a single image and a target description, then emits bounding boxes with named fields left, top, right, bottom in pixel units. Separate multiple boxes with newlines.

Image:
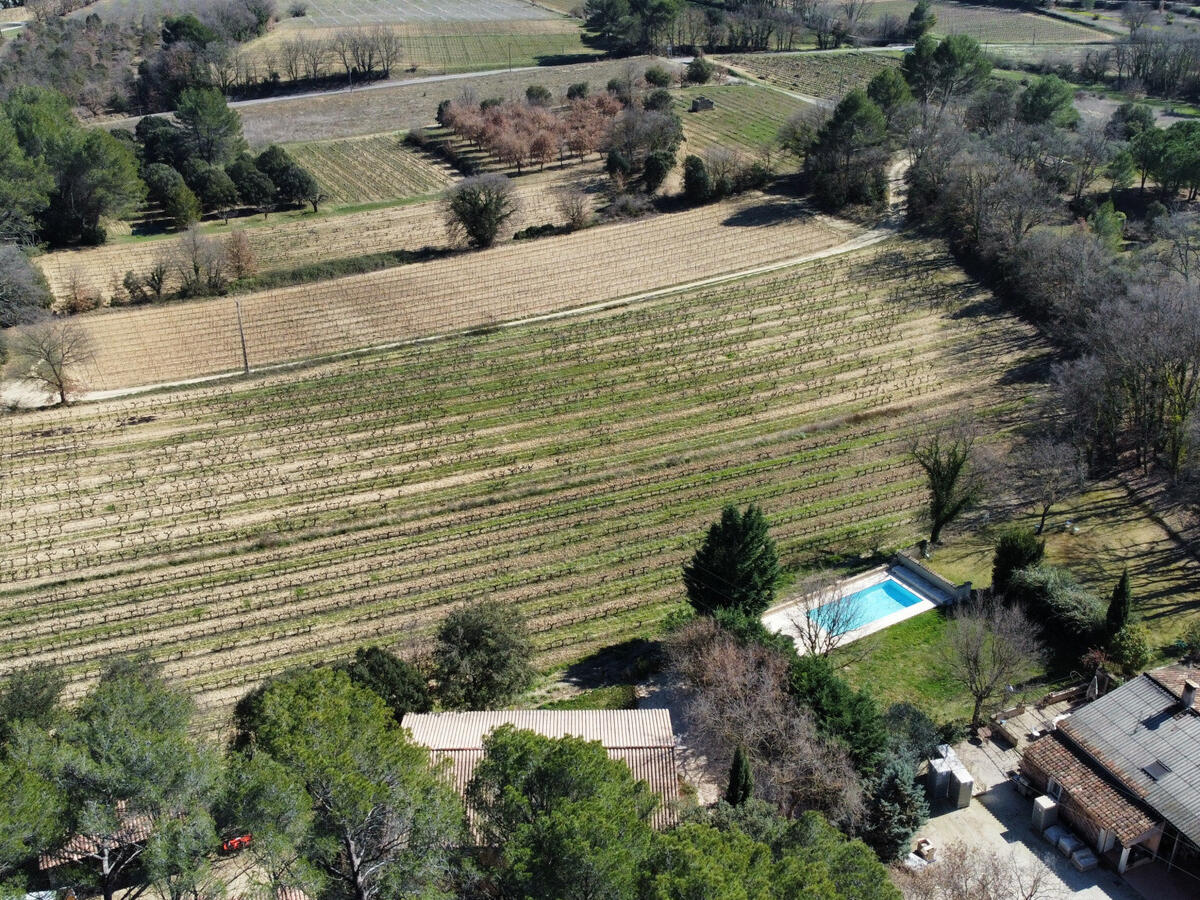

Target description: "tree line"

left=584, top=0, right=936, bottom=54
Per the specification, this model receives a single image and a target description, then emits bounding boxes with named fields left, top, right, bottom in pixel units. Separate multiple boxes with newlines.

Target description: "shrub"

left=789, top=654, right=889, bottom=775
left=1109, top=624, right=1152, bottom=675
left=605, top=192, right=652, bottom=219
left=643, top=149, right=674, bottom=193
left=991, top=528, right=1045, bottom=594
left=288, top=1, right=307, bottom=16
left=525, top=84, right=553, bottom=107
left=443, top=174, right=518, bottom=249
left=644, top=65, right=672, bottom=88
left=433, top=600, right=534, bottom=709
left=643, top=88, right=673, bottom=112
left=687, top=57, right=715, bottom=85
left=1007, top=566, right=1105, bottom=641
left=1181, top=621, right=1200, bottom=662
left=566, top=81, right=590, bottom=100
left=339, top=646, right=431, bottom=722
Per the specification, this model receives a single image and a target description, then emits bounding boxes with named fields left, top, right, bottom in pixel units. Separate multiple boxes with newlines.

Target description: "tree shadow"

left=721, top=197, right=815, bottom=227
left=560, top=638, right=663, bottom=689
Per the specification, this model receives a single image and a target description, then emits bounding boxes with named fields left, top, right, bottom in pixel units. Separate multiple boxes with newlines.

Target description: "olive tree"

left=443, top=173, right=518, bottom=249
left=433, top=600, right=534, bottom=709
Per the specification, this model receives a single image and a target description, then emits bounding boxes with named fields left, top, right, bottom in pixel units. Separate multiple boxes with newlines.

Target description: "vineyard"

left=675, top=84, right=808, bottom=160
left=244, top=18, right=600, bottom=77
left=34, top=166, right=600, bottom=305
left=62, top=191, right=855, bottom=389
left=718, top=52, right=901, bottom=104
left=234, top=57, right=647, bottom=145
left=0, top=236, right=1046, bottom=725
left=863, top=1, right=1111, bottom=44
left=285, top=132, right=456, bottom=206
left=76, top=0, right=556, bottom=26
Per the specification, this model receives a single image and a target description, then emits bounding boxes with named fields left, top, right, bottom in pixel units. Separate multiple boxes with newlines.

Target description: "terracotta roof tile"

left=1022, top=731, right=1158, bottom=844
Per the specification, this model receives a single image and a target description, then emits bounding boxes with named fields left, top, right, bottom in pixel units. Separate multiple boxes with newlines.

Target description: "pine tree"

left=683, top=504, right=780, bottom=618
left=1106, top=568, right=1132, bottom=637
left=725, top=745, right=753, bottom=806
left=861, top=754, right=930, bottom=862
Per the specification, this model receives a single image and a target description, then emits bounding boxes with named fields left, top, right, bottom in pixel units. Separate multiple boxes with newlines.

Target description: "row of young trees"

left=439, top=94, right=624, bottom=174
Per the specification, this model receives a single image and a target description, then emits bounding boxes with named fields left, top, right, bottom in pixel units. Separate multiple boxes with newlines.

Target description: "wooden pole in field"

left=235, top=298, right=250, bottom=375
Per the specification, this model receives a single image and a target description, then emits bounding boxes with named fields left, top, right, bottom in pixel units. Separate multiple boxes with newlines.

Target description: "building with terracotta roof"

left=1020, top=663, right=1200, bottom=877
left=401, top=709, right=681, bottom=831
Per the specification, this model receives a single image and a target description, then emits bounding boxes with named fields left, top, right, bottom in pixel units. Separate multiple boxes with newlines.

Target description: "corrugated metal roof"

left=1022, top=731, right=1159, bottom=844
left=402, top=710, right=680, bottom=831
left=403, top=709, right=676, bottom=750
left=1059, top=673, right=1200, bottom=845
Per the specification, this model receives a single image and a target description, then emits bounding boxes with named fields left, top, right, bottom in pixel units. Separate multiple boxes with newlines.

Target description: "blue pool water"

left=808, top=577, right=926, bottom=632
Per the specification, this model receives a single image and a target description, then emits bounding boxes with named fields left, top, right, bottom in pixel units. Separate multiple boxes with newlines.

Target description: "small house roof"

left=402, top=709, right=680, bottom=830
left=1023, top=730, right=1159, bottom=844
left=1058, top=670, right=1200, bottom=845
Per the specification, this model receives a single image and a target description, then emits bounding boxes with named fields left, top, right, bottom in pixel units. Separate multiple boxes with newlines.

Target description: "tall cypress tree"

left=725, top=745, right=753, bottom=807
left=682, top=504, right=780, bottom=618
left=1106, top=568, right=1132, bottom=637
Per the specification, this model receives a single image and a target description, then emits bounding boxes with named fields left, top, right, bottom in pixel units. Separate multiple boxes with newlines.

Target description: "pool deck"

left=763, top=563, right=958, bottom=653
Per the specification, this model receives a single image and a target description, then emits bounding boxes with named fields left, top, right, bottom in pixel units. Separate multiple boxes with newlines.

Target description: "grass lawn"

left=538, top=684, right=639, bottom=710
left=832, top=609, right=969, bottom=721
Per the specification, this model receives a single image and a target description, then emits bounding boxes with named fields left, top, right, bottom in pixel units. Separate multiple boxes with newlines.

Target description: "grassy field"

left=285, top=131, right=456, bottom=205
left=52, top=190, right=856, bottom=389
left=33, top=164, right=600, bottom=306
left=717, top=51, right=901, bottom=103
left=675, top=84, right=808, bottom=159
left=863, top=0, right=1111, bottom=44
left=0, top=236, right=1047, bottom=724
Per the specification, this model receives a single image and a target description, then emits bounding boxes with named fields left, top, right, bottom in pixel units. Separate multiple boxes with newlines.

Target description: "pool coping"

left=762, top=558, right=964, bottom=653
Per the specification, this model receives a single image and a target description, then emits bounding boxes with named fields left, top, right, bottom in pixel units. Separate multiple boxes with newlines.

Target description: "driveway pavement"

left=910, top=739, right=1182, bottom=900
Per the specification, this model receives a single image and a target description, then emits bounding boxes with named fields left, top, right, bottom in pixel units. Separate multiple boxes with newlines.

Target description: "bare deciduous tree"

left=556, top=186, right=591, bottom=231
left=224, top=230, right=257, bottom=280
left=896, top=842, right=1064, bottom=899
left=787, top=571, right=865, bottom=658
left=175, top=227, right=229, bottom=296
left=667, top=617, right=863, bottom=824
left=1018, top=438, right=1086, bottom=534
left=6, top=319, right=95, bottom=406
left=945, top=598, right=1043, bottom=728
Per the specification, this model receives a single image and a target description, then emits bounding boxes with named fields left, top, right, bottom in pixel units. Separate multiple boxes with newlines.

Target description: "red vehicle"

left=221, top=834, right=253, bottom=853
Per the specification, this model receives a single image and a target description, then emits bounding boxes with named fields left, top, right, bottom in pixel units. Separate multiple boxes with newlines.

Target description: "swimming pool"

left=808, top=577, right=926, bottom=632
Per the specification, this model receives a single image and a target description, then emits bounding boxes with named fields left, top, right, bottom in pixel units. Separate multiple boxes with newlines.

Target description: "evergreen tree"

left=789, top=654, right=888, bottom=776
left=433, top=600, right=534, bottom=709
left=991, top=528, right=1045, bottom=595
left=683, top=503, right=780, bottom=618
left=725, top=745, right=753, bottom=806
left=860, top=754, right=929, bottom=862
left=1106, top=568, right=1132, bottom=636
left=682, top=154, right=712, bottom=204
